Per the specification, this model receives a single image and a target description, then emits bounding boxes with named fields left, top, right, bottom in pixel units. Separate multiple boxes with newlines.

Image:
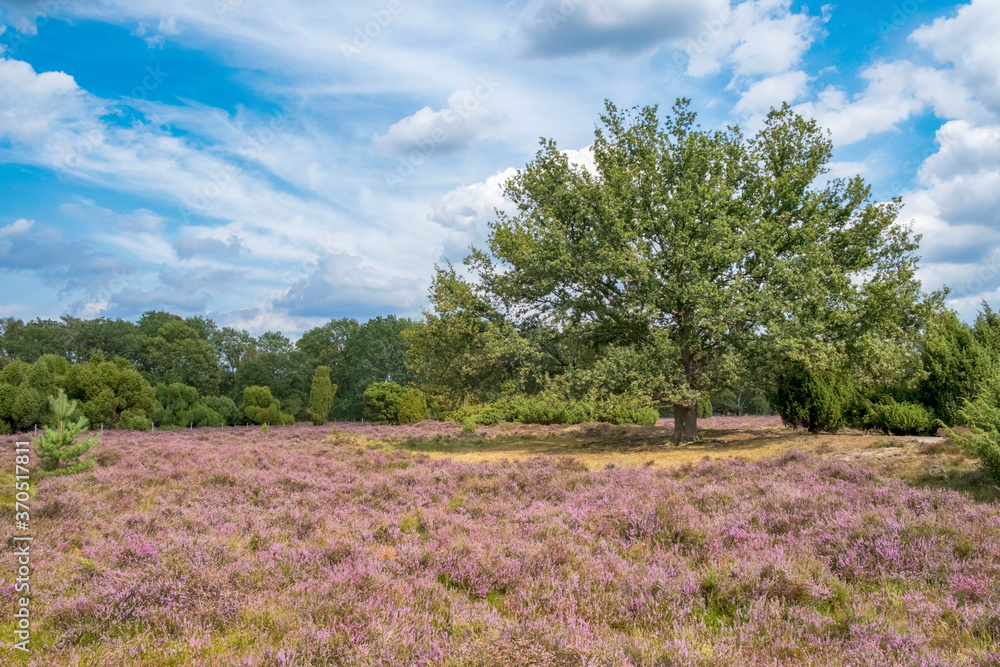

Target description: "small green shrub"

left=697, top=397, right=713, bottom=418
left=947, top=398, right=1000, bottom=482
left=363, top=382, right=405, bottom=423
left=864, top=399, right=932, bottom=436
left=599, top=396, right=659, bottom=425
left=118, top=410, right=152, bottom=432
left=397, top=388, right=428, bottom=424
left=768, top=362, right=851, bottom=433
left=460, top=416, right=477, bottom=433
left=242, top=386, right=292, bottom=426
left=204, top=396, right=242, bottom=426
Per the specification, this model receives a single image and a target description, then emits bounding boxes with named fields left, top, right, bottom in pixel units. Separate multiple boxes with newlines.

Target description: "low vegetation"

left=2, top=419, right=997, bottom=665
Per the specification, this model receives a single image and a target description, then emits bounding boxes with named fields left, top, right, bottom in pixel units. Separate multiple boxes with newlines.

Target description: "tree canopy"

left=463, top=100, right=930, bottom=442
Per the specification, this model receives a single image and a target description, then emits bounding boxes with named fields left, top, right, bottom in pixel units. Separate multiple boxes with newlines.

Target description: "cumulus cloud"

left=373, top=81, right=501, bottom=155
left=428, top=167, right=519, bottom=260
left=910, top=0, right=1000, bottom=117
left=684, top=0, right=818, bottom=78
left=733, top=70, right=809, bottom=116
left=0, top=218, right=33, bottom=237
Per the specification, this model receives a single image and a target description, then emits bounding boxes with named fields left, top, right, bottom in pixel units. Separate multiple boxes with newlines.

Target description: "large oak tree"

left=468, top=100, right=927, bottom=443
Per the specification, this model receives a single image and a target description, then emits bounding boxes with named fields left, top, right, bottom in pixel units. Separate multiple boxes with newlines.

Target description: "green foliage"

left=452, top=393, right=659, bottom=427
left=863, top=399, right=932, bottom=436
left=308, top=366, right=336, bottom=426
left=241, top=385, right=293, bottom=426
left=458, top=99, right=926, bottom=442
left=397, top=388, right=428, bottom=424
left=336, top=316, right=416, bottom=419
left=34, top=390, right=98, bottom=475
left=68, top=357, right=155, bottom=428
left=697, top=397, right=713, bottom=419
left=769, top=362, right=852, bottom=433
left=709, top=386, right=771, bottom=416
left=203, top=395, right=242, bottom=426
left=363, top=381, right=406, bottom=423
left=141, top=319, right=222, bottom=396
left=118, top=409, right=152, bottom=432
left=948, top=399, right=1000, bottom=483
left=920, top=311, right=998, bottom=426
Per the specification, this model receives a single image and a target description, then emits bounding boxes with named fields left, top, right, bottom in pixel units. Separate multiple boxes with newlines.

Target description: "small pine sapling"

left=35, top=389, right=99, bottom=476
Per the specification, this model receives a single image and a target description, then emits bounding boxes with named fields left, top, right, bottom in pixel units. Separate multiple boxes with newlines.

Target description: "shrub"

left=697, top=397, right=713, bottom=418
left=397, top=388, right=428, bottom=424
left=599, top=396, right=659, bottom=426
left=363, top=382, right=405, bottom=423
left=864, top=399, right=933, bottom=436
left=203, top=396, right=242, bottom=426
left=118, top=410, right=152, bottom=432
left=242, top=386, right=293, bottom=426
left=460, top=416, right=477, bottom=433
left=768, top=362, right=851, bottom=433
left=308, top=366, right=336, bottom=426
left=947, top=398, right=1000, bottom=482
left=34, top=390, right=98, bottom=476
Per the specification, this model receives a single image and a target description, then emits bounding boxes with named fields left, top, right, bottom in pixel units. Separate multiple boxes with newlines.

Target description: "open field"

left=2, top=418, right=999, bottom=665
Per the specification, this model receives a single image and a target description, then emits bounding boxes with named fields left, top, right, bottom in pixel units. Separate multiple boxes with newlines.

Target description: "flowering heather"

left=1, top=421, right=999, bottom=665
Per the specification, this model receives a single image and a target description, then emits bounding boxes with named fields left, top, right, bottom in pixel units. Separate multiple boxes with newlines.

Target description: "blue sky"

left=1, top=0, right=998, bottom=334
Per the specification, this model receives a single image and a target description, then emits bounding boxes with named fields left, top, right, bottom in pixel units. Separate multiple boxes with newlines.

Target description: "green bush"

left=768, top=362, right=851, bottom=433
left=308, top=366, right=337, bottom=426
left=863, top=399, right=932, bottom=435
left=204, top=396, right=242, bottom=426
left=599, top=396, right=659, bottom=426
left=397, top=388, right=428, bottom=424
left=118, top=409, right=152, bottom=432
left=242, top=386, right=293, bottom=426
left=947, top=398, right=1000, bottom=482
left=697, top=397, right=713, bottom=418
left=363, top=382, right=406, bottom=423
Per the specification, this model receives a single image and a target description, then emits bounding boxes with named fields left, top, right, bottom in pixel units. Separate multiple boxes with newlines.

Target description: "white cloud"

left=910, top=0, right=1000, bottom=117
left=373, top=82, right=501, bottom=155
left=429, top=167, right=519, bottom=259
left=685, top=0, right=818, bottom=78
left=0, top=218, right=34, bottom=237
left=733, top=70, right=809, bottom=116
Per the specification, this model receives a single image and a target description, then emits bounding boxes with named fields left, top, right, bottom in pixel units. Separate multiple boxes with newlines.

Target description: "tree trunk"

left=672, top=402, right=700, bottom=445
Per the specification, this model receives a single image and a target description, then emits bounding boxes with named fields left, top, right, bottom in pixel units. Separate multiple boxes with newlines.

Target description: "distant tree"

left=298, top=318, right=359, bottom=369
left=405, top=266, right=539, bottom=413
left=212, top=327, right=258, bottom=395
left=465, top=100, right=928, bottom=443
left=308, top=366, right=336, bottom=426
left=337, top=316, right=417, bottom=419
left=142, top=320, right=222, bottom=396
left=258, top=331, right=293, bottom=355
